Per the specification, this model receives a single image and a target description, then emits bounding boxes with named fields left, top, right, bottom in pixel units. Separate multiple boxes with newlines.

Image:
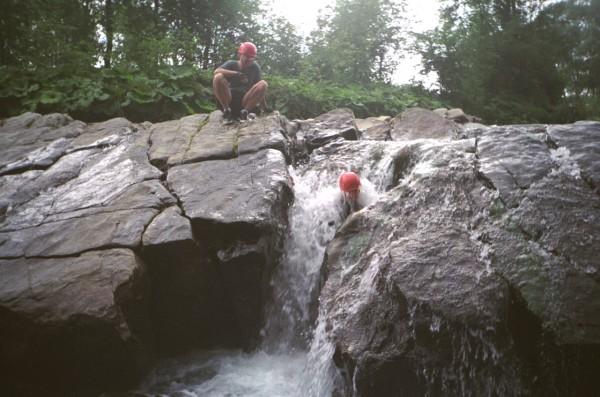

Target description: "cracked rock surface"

left=317, top=117, right=600, bottom=396
left=1, top=108, right=599, bottom=396
left=0, top=110, right=299, bottom=395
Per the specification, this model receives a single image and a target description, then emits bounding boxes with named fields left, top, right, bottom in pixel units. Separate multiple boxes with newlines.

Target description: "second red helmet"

left=238, top=42, right=257, bottom=57
left=339, top=171, right=361, bottom=193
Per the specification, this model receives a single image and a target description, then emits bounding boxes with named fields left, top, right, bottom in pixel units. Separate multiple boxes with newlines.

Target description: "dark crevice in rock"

left=475, top=169, right=497, bottom=191
left=182, top=117, right=210, bottom=162
left=139, top=208, right=166, bottom=245
left=0, top=164, right=52, bottom=177
left=474, top=138, right=503, bottom=200
left=390, top=147, right=417, bottom=188
left=502, top=164, right=528, bottom=191
left=68, top=140, right=116, bottom=154
left=15, top=245, right=138, bottom=260
left=145, top=126, right=157, bottom=169
left=157, top=171, right=190, bottom=224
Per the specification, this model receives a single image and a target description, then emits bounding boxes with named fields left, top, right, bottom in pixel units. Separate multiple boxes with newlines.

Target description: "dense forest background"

left=1, top=0, right=598, bottom=124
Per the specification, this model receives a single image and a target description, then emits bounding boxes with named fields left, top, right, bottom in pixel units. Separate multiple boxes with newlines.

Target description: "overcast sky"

left=265, top=0, right=440, bottom=86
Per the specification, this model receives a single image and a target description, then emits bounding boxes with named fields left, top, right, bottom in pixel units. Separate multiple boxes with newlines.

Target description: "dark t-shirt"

left=219, top=60, right=262, bottom=93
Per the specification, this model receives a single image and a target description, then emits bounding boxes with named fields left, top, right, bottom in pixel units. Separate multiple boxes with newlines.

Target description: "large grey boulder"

left=0, top=121, right=173, bottom=258
left=391, top=107, right=460, bottom=140
left=167, top=149, right=294, bottom=346
left=148, top=111, right=291, bottom=168
left=355, top=116, right=391, bottom=141
left=141, top=206, right=237, bottom=355
left=0, top=248, right=152, bottom=395
left=0, top=115, right=172, bottom=394
left=0, top=112, right=86, bottom=175
left=318, top=122, right=600, bottom=396
left=296, top=108, right=359, bottom=152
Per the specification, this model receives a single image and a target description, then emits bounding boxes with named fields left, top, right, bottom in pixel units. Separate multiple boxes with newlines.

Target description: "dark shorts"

left=230, top=89, right=245, bottom=117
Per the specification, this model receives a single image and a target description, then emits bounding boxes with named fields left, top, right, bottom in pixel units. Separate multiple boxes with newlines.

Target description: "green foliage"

left=0, top=65, right=442, bottom=122
left=0, top=66, right=215, bottom=122
left=0, top=0, right=98, bottom=71
left=2, top=0, right=598, bottom=124
left=305, top=0, right=406, bottom=84
left=267, top=75, right=443, bottom=120
left=417, top=0, right=600, bottom=124
left=252, top=16, right=304, bottom=76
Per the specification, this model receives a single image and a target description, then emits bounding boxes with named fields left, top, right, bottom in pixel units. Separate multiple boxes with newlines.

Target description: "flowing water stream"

left=138, top=144, right=392, bottom=396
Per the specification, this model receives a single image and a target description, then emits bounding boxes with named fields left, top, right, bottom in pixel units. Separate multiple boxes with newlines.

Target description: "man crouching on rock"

left=213, top=41, right=268, bottom=121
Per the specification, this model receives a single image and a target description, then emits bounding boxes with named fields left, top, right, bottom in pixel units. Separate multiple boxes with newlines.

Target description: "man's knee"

left=256, top=80, right=268, bottom=92
left=213, top=73, right=227, bottom=85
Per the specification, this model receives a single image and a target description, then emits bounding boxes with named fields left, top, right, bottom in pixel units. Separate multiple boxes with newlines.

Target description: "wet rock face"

left=355, top=116, right=391, bottom=141
left=296, top=108, right=359, bottom=153
left=0, top=249, right=152, bottom=396
left=2, top=107, right=599, bottom=395
left=391, top=107, right=461, bottom=140
left=166, top=148, right=294, bottom=347
left=319, top=121, right=600, bottom=396
left=0, top=110, right=296, bottom=393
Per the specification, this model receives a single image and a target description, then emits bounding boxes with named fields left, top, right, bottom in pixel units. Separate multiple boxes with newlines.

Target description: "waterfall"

left=137, top=142, right=392, bottom=396
left=261, top=167, right=346, bottom=353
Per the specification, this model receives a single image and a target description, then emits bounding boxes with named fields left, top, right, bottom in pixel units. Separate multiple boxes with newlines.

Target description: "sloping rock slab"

left=391, top=107, right=460, bottom=140
left=148, top=114, right=209, bottom=169
left=319, top=130, right=600, bottom=395
left=0, top=248, right=152, bottom=395
left=547, top=121, right=600, bottom=191
left=355, top=116, right=391, bottom=141
left=0, top=112, right=85, bottom=175
left=488, top=172, right=600, bottom=345
left=167, top=149, right=293, bottom=347
left=297, top=108, right=358, bottom=151
left=167, top=148, right=292, bottom=236
left=477, top=125, right=555, bottom=208
left=150, top=111, right=290, bottom=167
left=0, top=124, right=174, bottom=258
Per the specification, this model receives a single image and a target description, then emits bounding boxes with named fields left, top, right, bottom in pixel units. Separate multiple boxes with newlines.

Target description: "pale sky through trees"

left=266, top=0, right=440, bottom=86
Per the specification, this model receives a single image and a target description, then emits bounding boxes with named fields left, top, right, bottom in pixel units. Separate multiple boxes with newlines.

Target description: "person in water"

left=212, top=41, right=268, bottom=121
left=338, top=171, right=364, bottom=215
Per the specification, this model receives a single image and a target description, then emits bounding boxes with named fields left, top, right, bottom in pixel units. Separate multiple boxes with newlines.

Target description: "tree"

left=417, top=0, right=571, bottom=123
left=1, top=0, right=98, bottom=72
left=252, top=16, right=303, bottom=76
left=305, top=0, right=406, bottom=84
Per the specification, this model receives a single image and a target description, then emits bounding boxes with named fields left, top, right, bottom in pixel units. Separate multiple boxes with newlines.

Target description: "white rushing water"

left=139, top=168, right=349, bottom=396
left=139, top=147, right=388, bottom=396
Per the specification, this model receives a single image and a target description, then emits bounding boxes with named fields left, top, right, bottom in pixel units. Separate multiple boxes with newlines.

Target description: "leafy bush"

left=267, top=75, right=444, bottom=120
left=0, top=66, right=215, bottom=122
left=0, top=65, right=443, bottom=122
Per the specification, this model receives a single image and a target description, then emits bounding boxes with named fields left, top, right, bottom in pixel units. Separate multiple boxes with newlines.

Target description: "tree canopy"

left=416, top=0, right=600, bottom=123
left=0, top=0, right=598, bottom=123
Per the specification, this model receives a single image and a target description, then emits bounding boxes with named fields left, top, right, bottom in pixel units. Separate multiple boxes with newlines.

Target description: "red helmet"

left=238, top=42, right=257, bottom=57
left=339, top=171, right=361, bottom=193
